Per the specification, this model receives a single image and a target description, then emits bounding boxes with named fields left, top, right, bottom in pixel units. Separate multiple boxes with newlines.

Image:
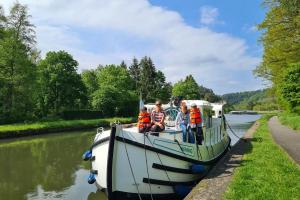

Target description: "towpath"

left=185, top=121, right=259, bottom=200
left=268, top=116, right=300, bottom=165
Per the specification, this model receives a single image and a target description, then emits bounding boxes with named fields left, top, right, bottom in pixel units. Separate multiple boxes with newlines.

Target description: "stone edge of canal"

left=184, top=121, right=259, bottom=200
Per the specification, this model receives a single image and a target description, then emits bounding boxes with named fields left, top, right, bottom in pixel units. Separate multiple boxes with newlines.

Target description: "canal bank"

left=186, top=115, right=300, bottom=200
left=184, top=120, right=259, bottom=200
left=0, top=117, right=135, bottom=139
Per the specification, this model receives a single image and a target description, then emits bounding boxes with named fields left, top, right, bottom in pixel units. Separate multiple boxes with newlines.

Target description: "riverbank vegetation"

left=278, top=112, right=300, bottom=132
left=254, top=0, right=300, bottom=115
left=0, top=117, right=134, bottom=139
left=222, top=89, right=279, bottom=112
left=224, top=116, right=300, bottom=199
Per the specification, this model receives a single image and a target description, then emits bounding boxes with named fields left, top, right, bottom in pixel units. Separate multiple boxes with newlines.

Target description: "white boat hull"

left=90, top=124, right=230, bottom=199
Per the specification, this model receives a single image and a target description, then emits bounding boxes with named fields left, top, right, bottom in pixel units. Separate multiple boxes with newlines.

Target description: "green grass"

left=0, top=117, right=135, bottom=139
left=278, top=112, right=300, bottom=132
left=224, top=116, right=300, bottom=200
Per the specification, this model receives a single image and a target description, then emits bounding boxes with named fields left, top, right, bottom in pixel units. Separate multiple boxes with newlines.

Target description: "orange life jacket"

left=190, top=108, right=202, bottom=124
left=137, top=112, right=151, bottom=128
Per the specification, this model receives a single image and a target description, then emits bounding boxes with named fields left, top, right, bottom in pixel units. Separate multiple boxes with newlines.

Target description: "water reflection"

left=224, top=114, right=261, bottom=145
left=0, top=131, right=106, bottom=200
left=0, top=115, right=260, bottom=200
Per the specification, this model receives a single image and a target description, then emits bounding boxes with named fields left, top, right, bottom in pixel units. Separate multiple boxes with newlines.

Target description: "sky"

left=1, top=0, right=266, bottom=94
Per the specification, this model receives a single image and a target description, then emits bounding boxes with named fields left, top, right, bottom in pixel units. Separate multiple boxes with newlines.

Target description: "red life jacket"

left=190, top=108, right=202, bottom=124
left=137, top=112, right=151, bottom=128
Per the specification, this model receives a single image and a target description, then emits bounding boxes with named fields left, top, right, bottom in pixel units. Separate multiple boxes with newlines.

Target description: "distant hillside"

left=222, top=89, right=278, bottom=111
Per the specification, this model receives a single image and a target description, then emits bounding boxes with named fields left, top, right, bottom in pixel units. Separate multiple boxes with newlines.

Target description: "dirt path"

left=268, top=116, right=300, bottom=165
left=184, top=121, right=259, bottom=200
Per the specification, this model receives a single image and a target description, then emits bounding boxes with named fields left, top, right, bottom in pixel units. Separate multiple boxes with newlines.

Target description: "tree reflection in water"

left=0, top=130, right=107, bottom=200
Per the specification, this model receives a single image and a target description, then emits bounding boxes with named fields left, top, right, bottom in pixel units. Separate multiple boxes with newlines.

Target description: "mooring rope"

left=121, top=129, right=142, bottom=200
left=145, top=134, right=173, bottom=190
left=223, top=115, right=247, bottom=143
left=143, top=133, right=154, bottom=200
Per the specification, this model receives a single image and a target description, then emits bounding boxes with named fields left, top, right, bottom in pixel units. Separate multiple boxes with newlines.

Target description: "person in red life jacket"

left=150, top=100, right=166, bottom=136
left=190, top=103, right=203, bottom=145
left=137, top=107, right=151, bottom=133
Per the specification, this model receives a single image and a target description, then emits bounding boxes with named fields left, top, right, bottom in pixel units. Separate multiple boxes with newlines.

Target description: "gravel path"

left=184, top=121, right=259, bottom=200
left=268, top=116, right=300, bottom=165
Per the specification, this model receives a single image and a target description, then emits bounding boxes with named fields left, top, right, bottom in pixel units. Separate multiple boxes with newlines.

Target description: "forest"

left=254, top=0, right=300, bottom=114
left=0, top=3, right=219, bottom=124
left=222, top=89, right=278, bottom=111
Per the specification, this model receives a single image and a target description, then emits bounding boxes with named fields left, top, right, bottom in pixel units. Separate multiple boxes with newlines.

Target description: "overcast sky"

left=2, top=0, right=266, bottom=94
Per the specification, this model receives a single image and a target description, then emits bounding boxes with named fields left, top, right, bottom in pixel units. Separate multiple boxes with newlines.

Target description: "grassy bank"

left=0, top=117, right=135, bottom=139
left=224, top=116, right=300, bottom=200
left=278, top=112, right=300, bottom=132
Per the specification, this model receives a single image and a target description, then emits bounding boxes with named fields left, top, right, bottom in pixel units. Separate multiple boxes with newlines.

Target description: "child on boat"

left=137, top=107, right=151, bottom=133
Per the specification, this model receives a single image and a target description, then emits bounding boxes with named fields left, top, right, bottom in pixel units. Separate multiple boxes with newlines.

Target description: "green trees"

left=222, top=89, right=278, bottom=111
left=37, top=51, right=87, bottom=116
left=279, top=63, right=300, bottom=113
left=92, top=65, right=138, bottom=116
left=0, top=3, right=37, bottom=123
left=128, top=56, right=172, bottom=103
left=81, top=68, right=98, bottom=107
left=172, top=75, right=220, bottom=102
left=0, top=2, right=224, bottom=123
left=255, top=0, right=300, bottom=112
left=173, top=75, right=200, bottom=99
left=129, top=57, right=140, bottom=90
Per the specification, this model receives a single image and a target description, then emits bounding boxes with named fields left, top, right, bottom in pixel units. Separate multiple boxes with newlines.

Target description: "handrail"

left=204, top=125, right=225, bottom=145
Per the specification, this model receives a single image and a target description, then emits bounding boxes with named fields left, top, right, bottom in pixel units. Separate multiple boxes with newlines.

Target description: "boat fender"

left=88, top=173, right=96, bottom=184
left=190, top=164, right=205, bottom=173
left=82, top=150, right=92, bottom=161
left=174, top=185, right=192, bottom=196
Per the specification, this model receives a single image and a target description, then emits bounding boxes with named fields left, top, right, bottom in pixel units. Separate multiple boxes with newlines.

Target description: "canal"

left=0, top=114, right=261, bottom=200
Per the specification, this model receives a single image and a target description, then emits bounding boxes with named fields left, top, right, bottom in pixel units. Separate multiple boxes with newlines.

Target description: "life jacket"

left=137, top=112, right=151, bottom=128
left=190, top=108, right=202, bottom=125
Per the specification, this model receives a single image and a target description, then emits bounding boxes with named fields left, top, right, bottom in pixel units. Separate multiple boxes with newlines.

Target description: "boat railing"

left=203, top=125, right=225, bottom=145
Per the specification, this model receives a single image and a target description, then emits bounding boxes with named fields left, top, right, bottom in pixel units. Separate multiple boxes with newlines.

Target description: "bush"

left=279, top=63, right=300, bottom=113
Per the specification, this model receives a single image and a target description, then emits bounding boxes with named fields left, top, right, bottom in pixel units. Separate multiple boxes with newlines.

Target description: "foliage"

left=0, top=6, right=5, bottom=39
left=255, top=0, right=300, bottom=112
left=128, top=56, right=172, bottom=103
left=172, top=75, right=200, bottom=99
left=279, top=63, right=300, bottom=113
left=172, top=75, right=220, bottom=102
left=129, top=57, right=140, bottom=89
left=278, top=111, right=300, bottom=131
left=0, top=3, right=37, bottom=123
left=81, top=68, right=98, bottom=107
left=222, top=89, right=279, bottom=111
left=0, top=2, right=221, bottom=124
left=224, top=116, right=300, bottom=200
left=90, top=65, right=138, bottom=117
left=37, top=51, right=88, bottom=116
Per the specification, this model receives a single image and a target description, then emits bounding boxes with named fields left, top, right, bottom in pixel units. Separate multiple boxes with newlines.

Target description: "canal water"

left=0, top=114, right=260, bottom=200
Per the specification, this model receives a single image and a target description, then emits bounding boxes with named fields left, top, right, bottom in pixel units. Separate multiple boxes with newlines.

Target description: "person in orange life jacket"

left=150, top=100, right=165, bottom=136
left=137, top=107, right=151, bottom=133
left=190, top=103, right=203, bottom=145
left=176, top=105, right=195, bottom=143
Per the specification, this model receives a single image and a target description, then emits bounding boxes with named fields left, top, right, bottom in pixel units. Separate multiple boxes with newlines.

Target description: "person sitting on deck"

left=137, top=107, right=151, bottom=133
left=150, top=100, right=166, bottom=135
left=177, top=105, right=195, bottom=143
left=190, top=103, right=203, bottom=145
